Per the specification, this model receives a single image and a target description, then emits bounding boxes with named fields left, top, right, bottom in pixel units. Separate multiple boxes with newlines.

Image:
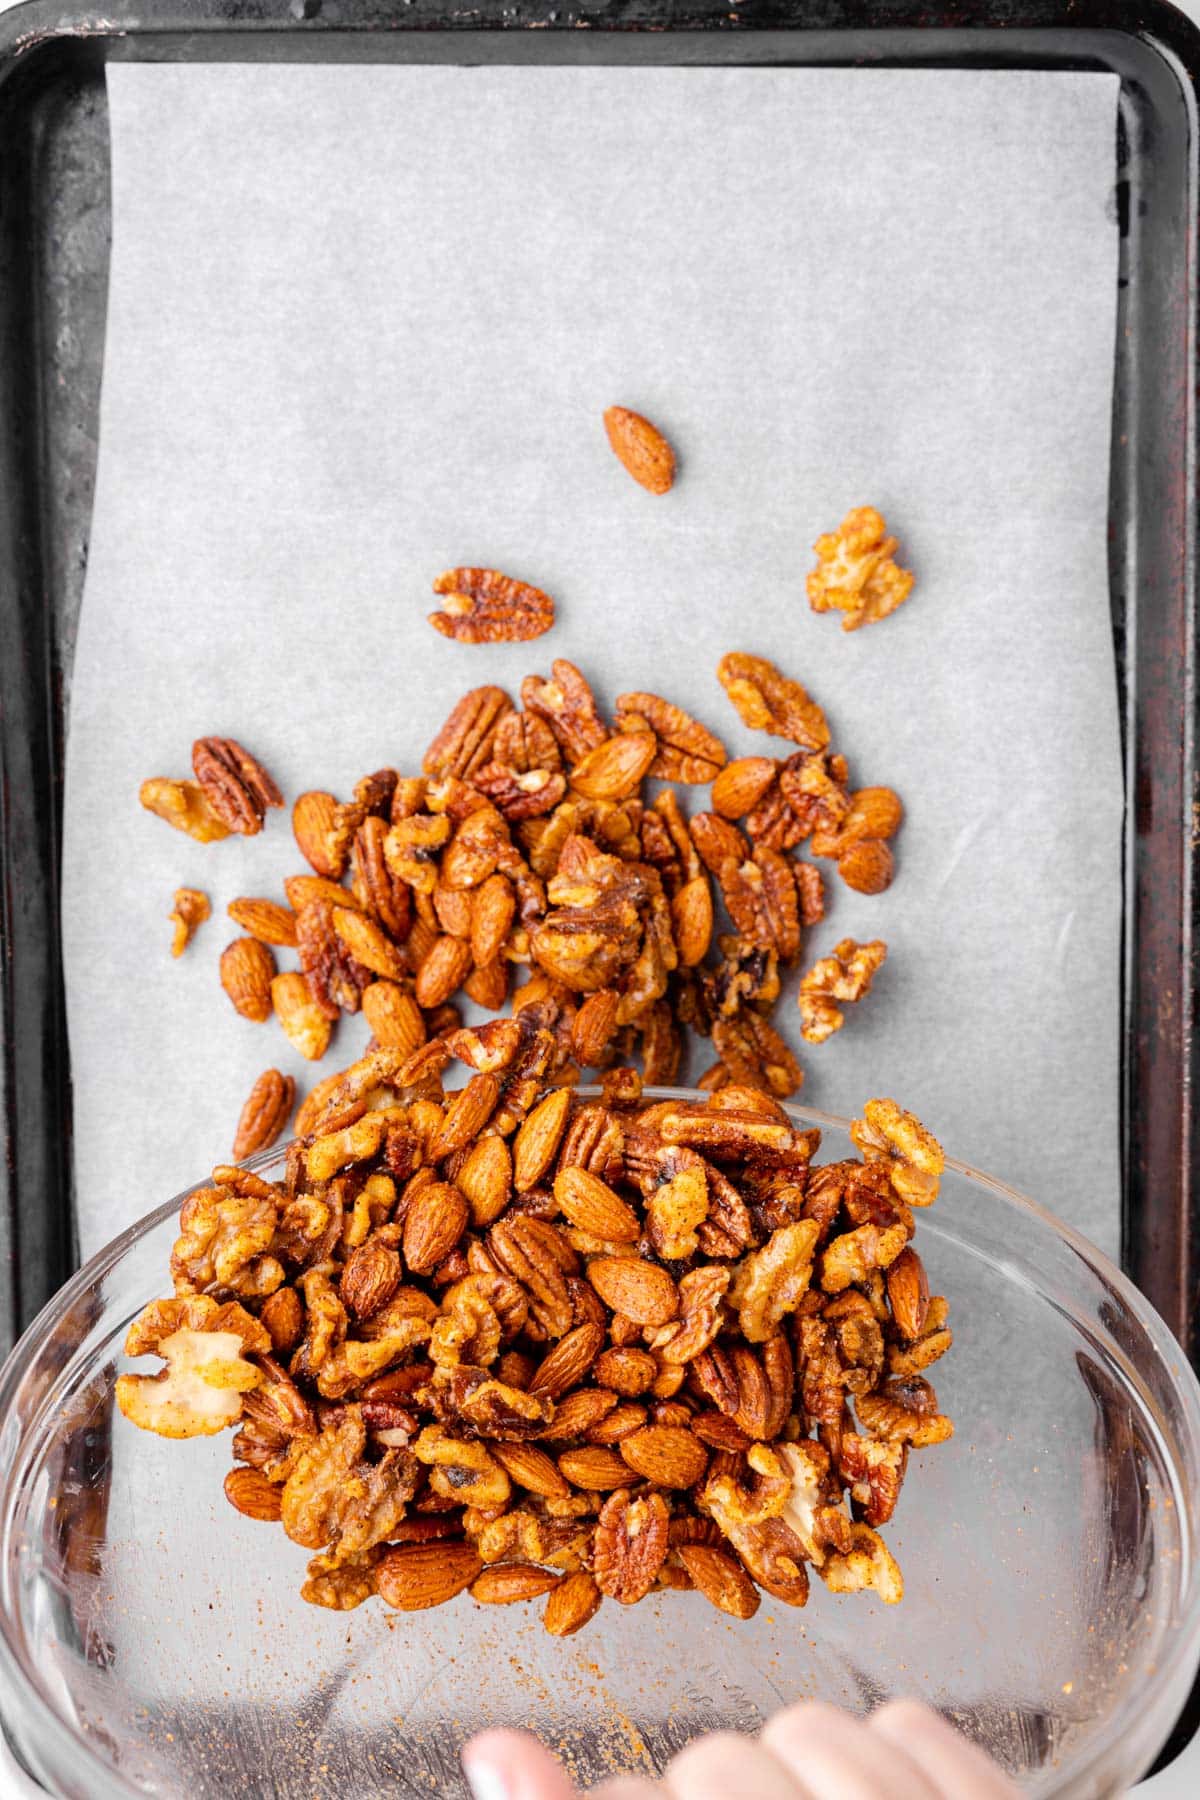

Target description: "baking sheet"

left=61, top=62, right=1123, bottom=1263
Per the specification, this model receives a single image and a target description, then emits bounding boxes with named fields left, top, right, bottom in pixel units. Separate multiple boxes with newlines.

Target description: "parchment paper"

left=62, top=63, right=1124, bottom=1263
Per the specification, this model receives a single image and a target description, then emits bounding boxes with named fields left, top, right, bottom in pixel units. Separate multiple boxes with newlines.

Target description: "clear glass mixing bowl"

left=0, top=1097, right=1197, bottom=1799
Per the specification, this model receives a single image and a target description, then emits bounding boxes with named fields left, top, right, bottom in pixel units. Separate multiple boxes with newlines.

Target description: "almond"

left=541, top=1388, right=619, bottom=1439
left=293, top=1067, right=353, bottom=1137
left=529, top=1323, right=605, bottom=1399
left=270, top=971, right=333, bottom=1062
left=543, top=1569, right=602, bottom=1636
left=842, top=786, right=904, bottom=845
left=376, top=1541, right=482, bottom=1611
left=556, top=1445, right=634, bottom=1490
left=513, top=1087, right=572, bottom=1191
left=283, top=873, right=367, bottom=914
left=570, top=989, right=620, bottom=1067
left=594, top=1347, right=656, bottom=1397
left=433, top=884, right=475, bottom=939
left=691, top=1411, right=751, bottom=1453
left=293, top=789, right=346, bottom=878
left=470, top=873, right=517, bottom=967
left=669, top=876, right=713, bottom=969
left=837, top=839, right=895, bottom=895
left=677, top=1544, right=760, bottom=1619
left=470, top=1563, right=562, bottom=1604
left=219, top=937, right=276, bottom=1022
left=491, top=1442, right=571, bottom=1499
left=456, top=1133, right=513, bottom=1228
left=361, top=981, right=426, bottom=1055
left=711, top=757, right=779, bottom=820
left=414, top=934, right=473, bottom=1009
left=227, top=897, right=298, bottom=947
left=428, top=1073, right=501, bottom=1160
left=232, top=1069, right=295, bottom=1159
left=619, top=1425, right=708, bottom=1489
left=585, top=1402, right=649, bottom=1444
left=464, top=957, right=509, bottom=1009
left=340, top=1239, right=402, bottom=1321
left=603, top=406, right=676, bottom=495
left=885, top=1246, right=930, bottom=1340
left=403, top=1180, right=468, bottom=1275
left=569, top=731, right=656, bottom=802
left=260, top=1286, right=304, bottom=1355
left=223, top=1466, right=284, bottom=1521
left=553, top=1167, right=640, bottom=1244
left=332, top=907, right=407, bottom=980
left=587, top=1256, right=678, bottom=1328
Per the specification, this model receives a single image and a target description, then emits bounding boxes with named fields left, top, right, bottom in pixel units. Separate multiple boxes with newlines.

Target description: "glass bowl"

left=0, top=1095, right=1198, bottom=1799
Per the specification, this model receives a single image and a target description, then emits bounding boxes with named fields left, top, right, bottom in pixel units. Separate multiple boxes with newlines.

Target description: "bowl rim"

left=0, top=1088, right=1197, bottom=1799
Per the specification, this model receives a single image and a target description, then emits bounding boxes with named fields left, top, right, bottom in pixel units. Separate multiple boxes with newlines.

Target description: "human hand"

left=462, top=1699, right=1021, bottom=1799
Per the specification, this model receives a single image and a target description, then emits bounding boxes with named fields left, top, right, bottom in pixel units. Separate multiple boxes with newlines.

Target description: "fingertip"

left=762, top=1697, right=860, bottom=1747
left=462, top=1727, right=576, bottom=1800
left=870, top=1699, right=947, bottom=1735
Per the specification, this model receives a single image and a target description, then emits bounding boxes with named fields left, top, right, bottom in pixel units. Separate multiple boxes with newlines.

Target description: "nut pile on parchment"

left=117, top=1047, right=953, bottom=1623
left=142, top=648, right=902, bottom=1159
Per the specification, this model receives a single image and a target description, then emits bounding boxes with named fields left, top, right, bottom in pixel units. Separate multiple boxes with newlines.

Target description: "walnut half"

left=115, top=1296, right=269, bottom=1438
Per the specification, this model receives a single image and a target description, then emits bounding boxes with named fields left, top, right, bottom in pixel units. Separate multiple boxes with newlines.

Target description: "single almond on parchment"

left=603, top=406, right=676, bottom=494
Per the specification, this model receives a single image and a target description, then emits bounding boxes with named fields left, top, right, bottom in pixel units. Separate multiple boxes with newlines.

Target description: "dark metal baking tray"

left=0, top=0, right=1197, bottom=1772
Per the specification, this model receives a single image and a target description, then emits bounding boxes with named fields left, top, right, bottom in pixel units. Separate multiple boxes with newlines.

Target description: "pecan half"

left=429, top=568, right=555, bottom=644
left=192, top=736, right=282, bottom=835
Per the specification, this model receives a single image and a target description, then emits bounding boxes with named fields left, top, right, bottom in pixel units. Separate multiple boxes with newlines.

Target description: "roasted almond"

left=603, top=406, right=676, bottom=495
left=541, top=1388, right=619, bottom=1439
left=271, top=971, right=334, bottom=1062
left=223, top=1466, right=283, bottom=1521
left=433, top=884, right=475, bottom=939
left=361, top=981, right=426, bottom=1055
left=557, top=1445, right=634, bottom=1490
left=711, top=756, right=779, bottom=820
left=403, top=1180, right=469, bottom=1275
left=529, top=1323, right=605, bottom=1399
left=470, top=873, right=517, bottom=967
left=456, top=1133, right=513, bottom=1228
left=571, top=989, right=621, bottom=1067
left=227, top=897, right=298, bottom=947
left=677, top=1544, right=760, bottom=1619
left=669, top=876, right=713, bottom=969
left=219, top=937, right=276, bottom=1022
left=293, top=789, right=347, bottom=878
left=414, top=934, right=473, bottom=1009
left=232, top=1069, right=295, bottom=1159
left=464, top=957, right=509, bottom=1009
left=553, top=1167, right=640, bottom=1244
left=375, top=1541, right=482, bottom=1611
left=837, top=839, right=895, bottom=895
left=492, top=1441, right=571, bottom=1499
left=260, top=1286, right=304, bottom=1355
left=842, top=786, right=904, bottom=845
left=283, top=873, right=368, bottom=915
left=569, top=731, right=656, bottom=802
left=619, top=1425, right=708, bottom=1489
left=587, top=1256, right=679, bottom=1328
left=470, top=1563, right=562, bottom=1604
left=428, top=1073, right=502, bottom=1160
left=594, top=1347, right=657, bottom=1398
left=514, top=1087, right=572, bottom=1191
left=886, top=1246, right=930, bottom=1340
left=340, top=1239, right=402, bottom=1321
left=543, top=1569, right=602, bottom=1636
left=585, top=1402, right=649, bottom=1445
left=333, top=907, right=407, bottom=980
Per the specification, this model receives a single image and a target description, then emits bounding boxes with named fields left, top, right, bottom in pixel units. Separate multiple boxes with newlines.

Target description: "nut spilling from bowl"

left=118, top=1053, right=953, bottom=1627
